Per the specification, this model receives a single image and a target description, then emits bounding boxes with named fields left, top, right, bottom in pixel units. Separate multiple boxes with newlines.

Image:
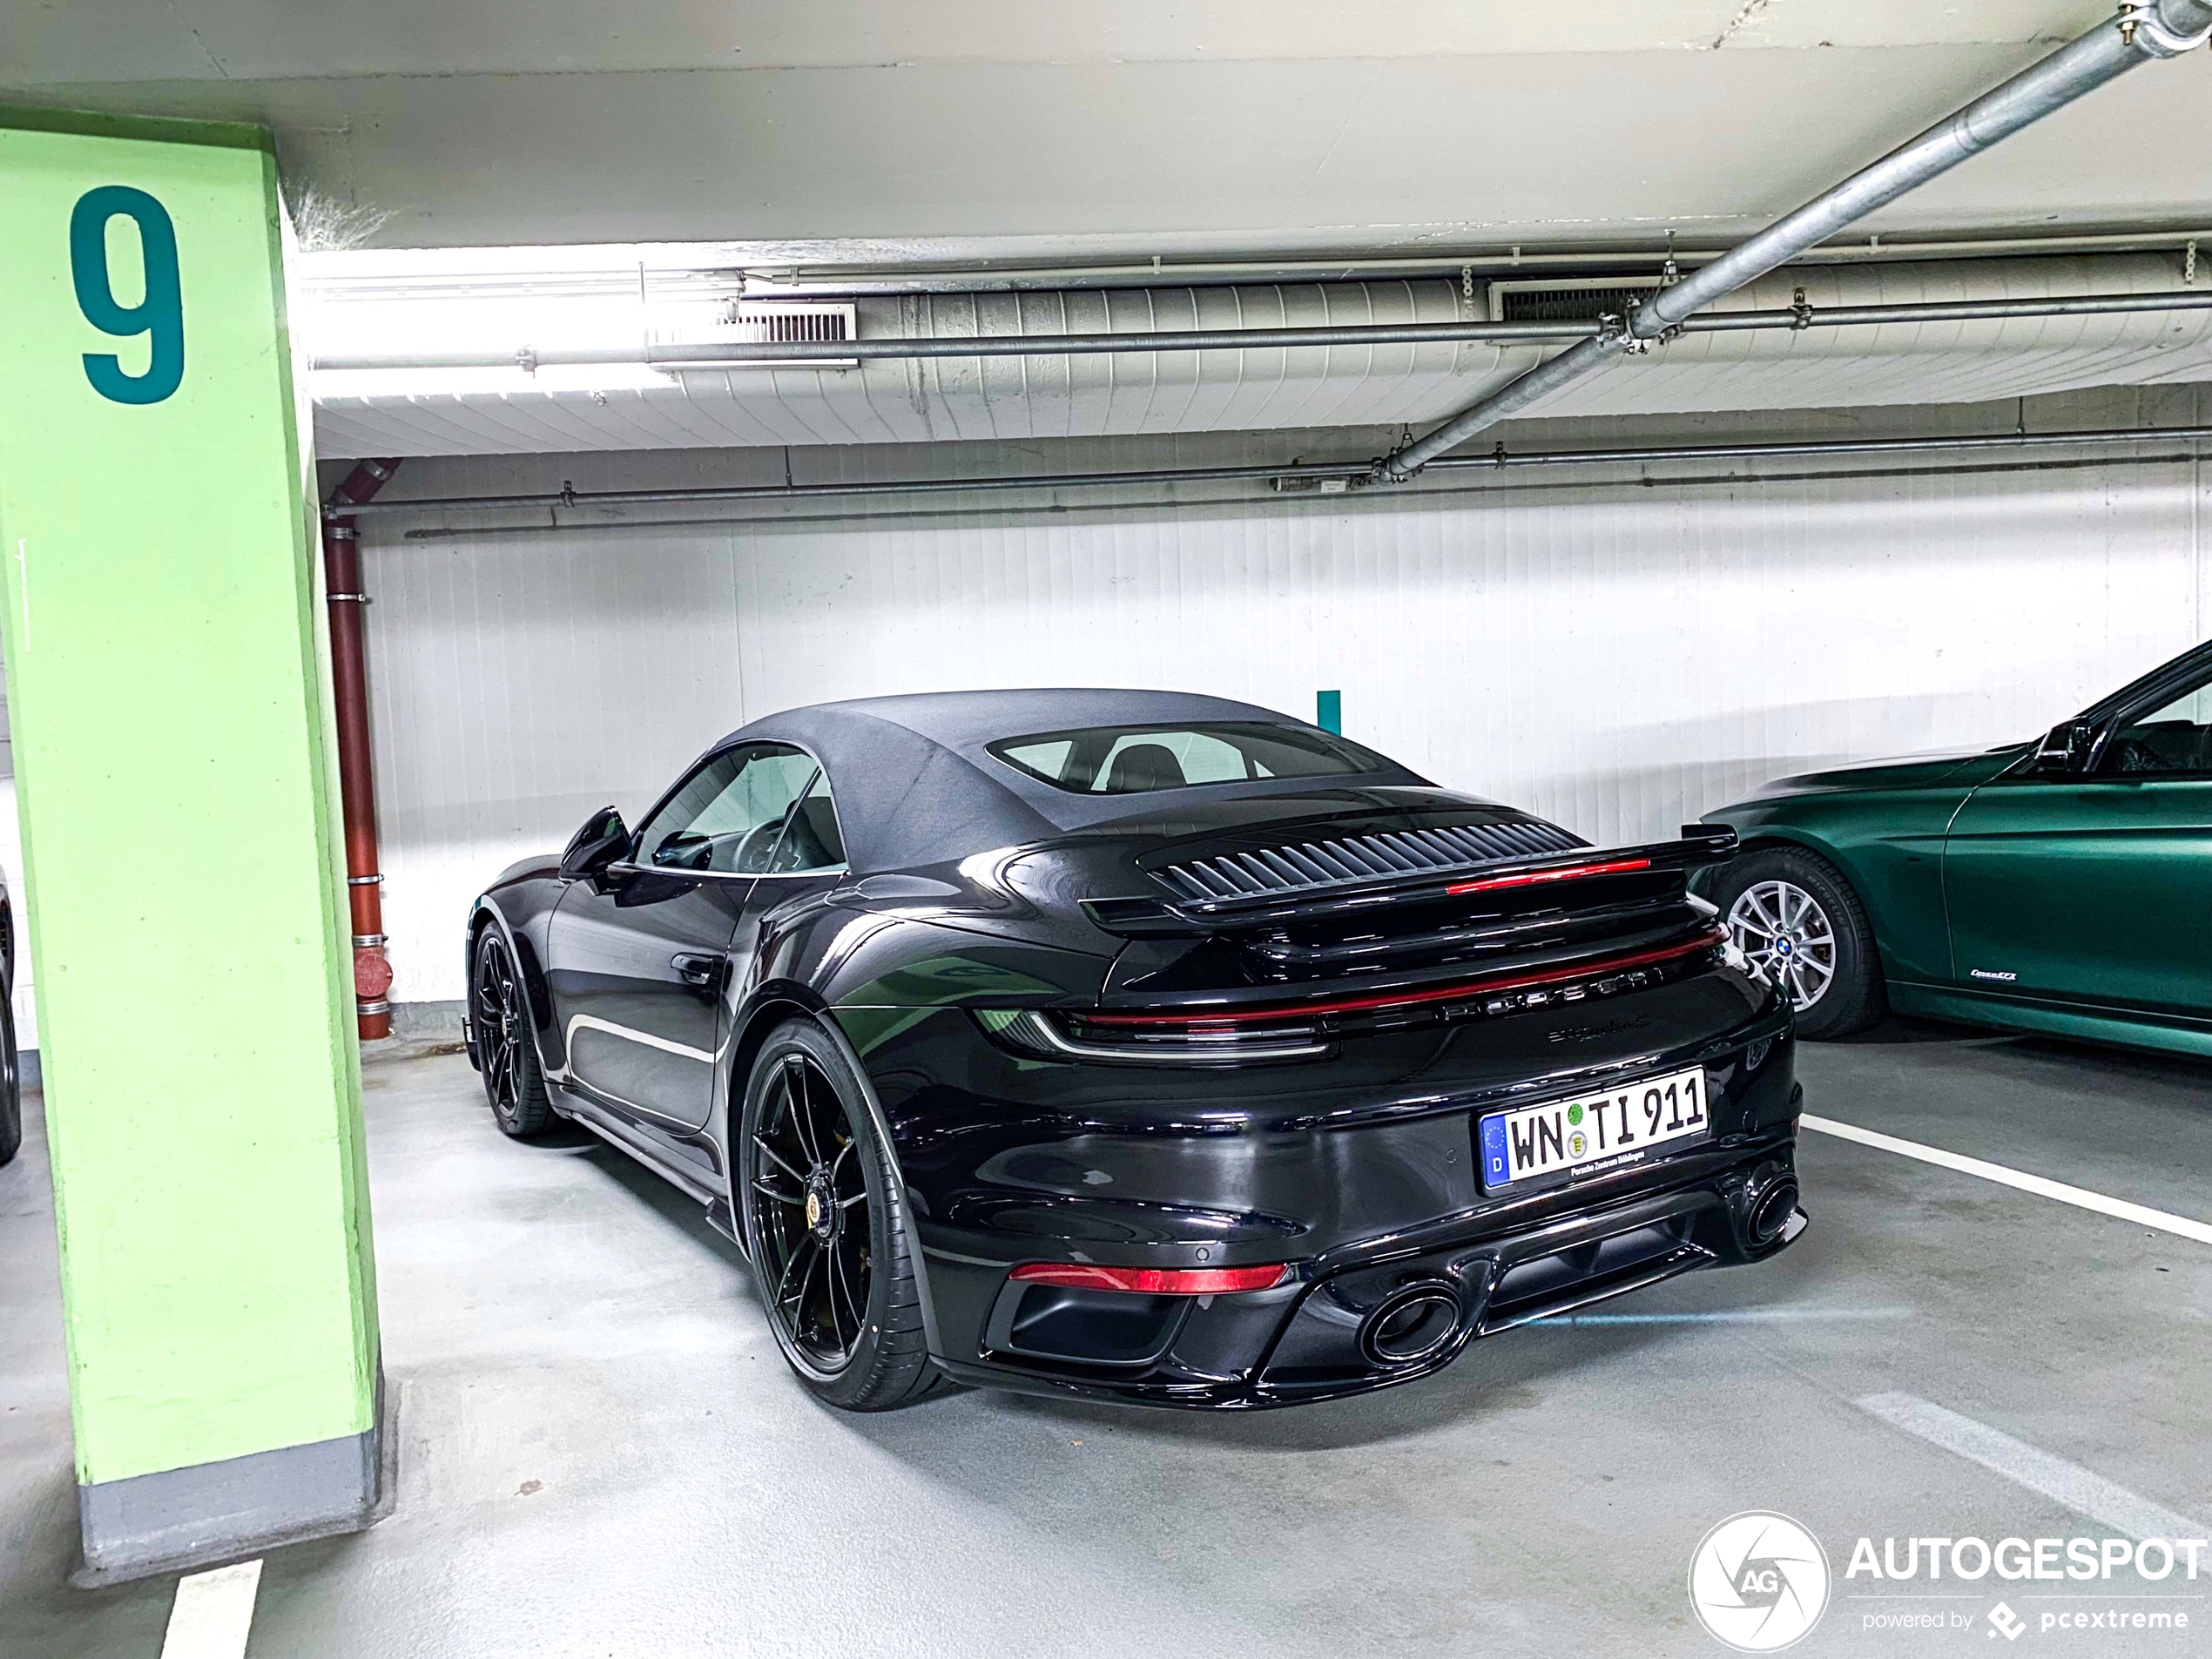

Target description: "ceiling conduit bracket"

left=2122, top=0, right=2212, bottom=53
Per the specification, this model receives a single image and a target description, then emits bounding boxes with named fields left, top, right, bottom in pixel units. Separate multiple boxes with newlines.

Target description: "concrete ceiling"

left=8, top=2, right=2212, bottom=260
left=0, top=3, right=2130, bottom=75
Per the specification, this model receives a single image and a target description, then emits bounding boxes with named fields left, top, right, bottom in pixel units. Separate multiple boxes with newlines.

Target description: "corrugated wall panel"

left=365, top=500, right=749, bottom=1003
left=356, top=394, right=2212, bottom=1003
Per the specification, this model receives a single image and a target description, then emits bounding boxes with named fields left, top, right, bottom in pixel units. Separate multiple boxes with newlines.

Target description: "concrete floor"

left=2, top=1022, right=2206, bottom=1658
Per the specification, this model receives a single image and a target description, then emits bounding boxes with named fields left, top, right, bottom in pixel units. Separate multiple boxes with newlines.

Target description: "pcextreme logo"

left=1689, top=1512, right=1831, bottom=1652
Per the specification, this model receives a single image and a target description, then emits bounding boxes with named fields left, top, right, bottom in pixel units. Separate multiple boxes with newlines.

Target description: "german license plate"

left=1477, top=1066, right=1710, bottom=1190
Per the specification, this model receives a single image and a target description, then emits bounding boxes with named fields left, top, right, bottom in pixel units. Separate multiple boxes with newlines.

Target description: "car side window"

left=637, top=745, right=821, bottom=873
left=765, top=769, right=847, bottom=873
left=2099, top=675, right=2212, bottom=777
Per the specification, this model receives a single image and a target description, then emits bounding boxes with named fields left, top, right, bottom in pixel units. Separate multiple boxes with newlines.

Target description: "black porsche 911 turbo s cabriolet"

left=465, top=690, right=1804, bottom=1411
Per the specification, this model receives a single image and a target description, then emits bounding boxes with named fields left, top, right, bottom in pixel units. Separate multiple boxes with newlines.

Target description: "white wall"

left=353, top=388, right=2212, bottom=1005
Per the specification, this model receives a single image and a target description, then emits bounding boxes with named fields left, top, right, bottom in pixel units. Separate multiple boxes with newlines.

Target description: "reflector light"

left=1080, top=927, right=1724, bottom=1029
left=1444, top=856, right=1652, bottom=895
left=1008, top=1262, right=1291, bottom=1294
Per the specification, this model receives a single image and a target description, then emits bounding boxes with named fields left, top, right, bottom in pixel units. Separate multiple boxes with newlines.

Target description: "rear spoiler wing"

left=1083, top=823, right=1738, bottom=937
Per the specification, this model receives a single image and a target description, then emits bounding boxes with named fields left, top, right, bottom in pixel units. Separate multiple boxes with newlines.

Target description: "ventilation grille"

left=1157, top=820, right=1586, bottom=907
left=652, top=300, right=860, bottom=370
left=725, top=302, right=855, bottom=344
left=1492, top=281, right=1660, bottom=325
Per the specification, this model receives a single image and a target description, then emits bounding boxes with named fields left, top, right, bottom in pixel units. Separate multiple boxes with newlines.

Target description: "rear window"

left=988, top=721, right=1382, bottom=795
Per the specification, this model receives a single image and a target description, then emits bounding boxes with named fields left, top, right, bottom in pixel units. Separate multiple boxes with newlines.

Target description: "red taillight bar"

left=1444, top=855, right=1651, bottom=896
left=1080, top=927, right=1726, bottom=1030
left=1008, top=1262, right=1291, bottom=1295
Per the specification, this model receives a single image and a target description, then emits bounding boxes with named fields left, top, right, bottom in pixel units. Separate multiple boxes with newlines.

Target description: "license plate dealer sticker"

left=1477, top=1066, right=1710, bottom=1190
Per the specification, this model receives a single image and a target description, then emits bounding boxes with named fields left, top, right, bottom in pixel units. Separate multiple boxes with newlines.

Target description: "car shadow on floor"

left=538, top=1097, right=1730, bottom=1453
left=550, top=1116, right=753, bottom=1275
left=968, top=1322, right=1685, bottom=1453
left=1816, top=1011, right=2211, bottom=1097
left=527, top=1100, right=1845, bottom=1456
left=1828, top=1013, right=2004, bottom=1047
left=472, top=1057, right=1867, bottom=1461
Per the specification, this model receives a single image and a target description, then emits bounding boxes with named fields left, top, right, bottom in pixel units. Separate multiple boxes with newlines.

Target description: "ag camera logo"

left=1689, top=1512, right=1831, bottom=1651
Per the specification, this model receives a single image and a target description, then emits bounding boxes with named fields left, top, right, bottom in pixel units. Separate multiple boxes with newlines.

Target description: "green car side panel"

left=1944, top=774, right=2212, bottom=1015
left=1703, top=805, right=1954, bottom=985
left=1704, top=742, right=2212, bottom=1058
left=1698, top=750, right=2023, bottom=989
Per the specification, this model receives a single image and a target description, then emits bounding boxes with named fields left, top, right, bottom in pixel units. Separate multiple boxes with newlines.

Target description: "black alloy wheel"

left=0, top=987, right=19, bottom=1169
left=472, top=927, right=552, bottom=1136
left=752, top=1050, right=872, bottom=1368
left=738, top=1020, right=945, bottom=1410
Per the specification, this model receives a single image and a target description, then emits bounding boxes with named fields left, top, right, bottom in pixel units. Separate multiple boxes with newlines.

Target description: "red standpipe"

left=321, top=458, right=402, bottom=1040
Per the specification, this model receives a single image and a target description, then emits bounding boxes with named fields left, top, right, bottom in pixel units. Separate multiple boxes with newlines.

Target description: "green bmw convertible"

left=1697, top=637, right=2210, bottom=1053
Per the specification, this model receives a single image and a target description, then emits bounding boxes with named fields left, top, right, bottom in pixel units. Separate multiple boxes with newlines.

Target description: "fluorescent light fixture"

left=295, top=243, right=855, bottom=392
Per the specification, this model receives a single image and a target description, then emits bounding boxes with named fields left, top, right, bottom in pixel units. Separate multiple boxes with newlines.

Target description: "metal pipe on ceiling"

left=742, top=228, right=2212, bottom=295
left=310, top=287, right=2212, bottom=374
left=390, top=449, right=2212, bottom=540
left=328, top=423, right=2212, bottom=524
left=312, top=315, right=1588, bottom=373
left=1379, top=0, right=2212, bottom=482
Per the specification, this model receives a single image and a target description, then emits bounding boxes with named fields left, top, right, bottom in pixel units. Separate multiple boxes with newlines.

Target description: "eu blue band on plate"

left=1478, top=1114, right=1511, bottom=1186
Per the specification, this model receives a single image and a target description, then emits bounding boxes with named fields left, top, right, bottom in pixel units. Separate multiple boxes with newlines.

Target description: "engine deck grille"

left=1157, top=819, right=1585, bottom=907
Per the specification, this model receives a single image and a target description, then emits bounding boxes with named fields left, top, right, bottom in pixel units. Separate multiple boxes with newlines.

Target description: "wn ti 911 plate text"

left=1477, top=1066, right=1710, bottom=1190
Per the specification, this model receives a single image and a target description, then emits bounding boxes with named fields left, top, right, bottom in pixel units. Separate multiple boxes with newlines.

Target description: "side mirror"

left=2031, top=720, right=2095, bottom=775
left=558, top=806, right=631, bottom=880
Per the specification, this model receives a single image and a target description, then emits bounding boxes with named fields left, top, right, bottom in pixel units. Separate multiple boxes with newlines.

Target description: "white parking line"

left=1858, top=1394, right=2206, bottom=1541
left=159, top=1559, right=262, bottom=1659
left=1800, top=1113, right=2212, bottom=1246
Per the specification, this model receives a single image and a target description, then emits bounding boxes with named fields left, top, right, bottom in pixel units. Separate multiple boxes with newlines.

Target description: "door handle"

left=671, top=953, right=723, bottom=989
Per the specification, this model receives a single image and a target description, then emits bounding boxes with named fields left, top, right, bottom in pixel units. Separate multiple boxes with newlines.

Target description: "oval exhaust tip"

left=1749, top=1177, right=1801, bottom=1245
left=1358, top=1285, right=1464, bottom=1367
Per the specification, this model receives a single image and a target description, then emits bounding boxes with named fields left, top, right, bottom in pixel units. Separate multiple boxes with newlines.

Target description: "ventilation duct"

left=309, top=255, right=2212, bottom=459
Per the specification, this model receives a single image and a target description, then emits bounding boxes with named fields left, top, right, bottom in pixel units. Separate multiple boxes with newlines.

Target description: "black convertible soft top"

left=709, top=688, right=1426, bottom=873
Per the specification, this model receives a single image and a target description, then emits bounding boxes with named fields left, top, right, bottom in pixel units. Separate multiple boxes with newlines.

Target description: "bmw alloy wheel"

left=1727, top=879, right=1838, bottom=1012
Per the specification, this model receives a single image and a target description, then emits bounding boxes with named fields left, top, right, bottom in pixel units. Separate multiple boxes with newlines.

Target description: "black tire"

left=738, top=1019, right=945, bottom=1411
left=472, top=927, right=554, bottom=1137
left=1714, top=846, right=1886, bottom=1040
left=0, top=988, right=19, bottom=1170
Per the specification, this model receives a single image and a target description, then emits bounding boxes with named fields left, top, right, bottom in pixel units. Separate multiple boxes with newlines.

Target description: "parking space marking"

left=1858, top=1394, right=2205, bottom=1541
left=1800, top=1113, right=2212, bottom=1246
left=159, top=1558, right=262, bottom=1659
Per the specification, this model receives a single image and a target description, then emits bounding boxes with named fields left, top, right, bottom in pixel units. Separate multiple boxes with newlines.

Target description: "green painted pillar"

left=0, top=109, right=381, bottom=1580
